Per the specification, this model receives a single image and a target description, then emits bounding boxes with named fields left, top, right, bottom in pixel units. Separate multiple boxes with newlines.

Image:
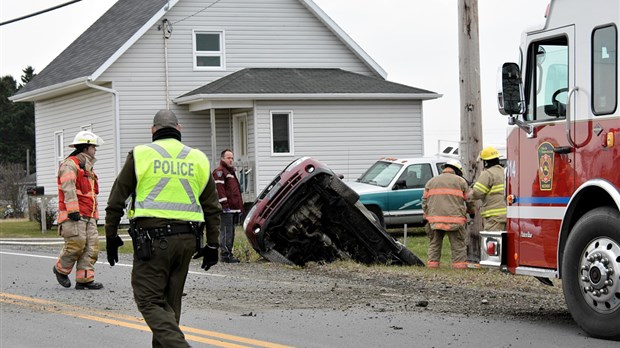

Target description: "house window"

left=271, top=112, right=293, bottom=155
left=54, top=131, right=64, bottom=170
left=193, top=31, right=224, bottom=69
left=592, top=25, right=617, bottom=115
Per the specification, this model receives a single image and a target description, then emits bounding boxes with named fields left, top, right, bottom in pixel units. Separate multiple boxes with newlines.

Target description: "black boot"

left=53, top=266, right=71, bottom=288
left=75, top=281, right=104, bottom=290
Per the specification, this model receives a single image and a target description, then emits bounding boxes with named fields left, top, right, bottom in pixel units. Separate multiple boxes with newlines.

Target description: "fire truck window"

left=592, top=25, right=617, bottom=115
left=525, top=40, right=568, bottom=122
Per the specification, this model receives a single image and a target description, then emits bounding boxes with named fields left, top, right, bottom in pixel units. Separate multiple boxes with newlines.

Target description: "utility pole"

left=458, top=0, right=483, bottom=262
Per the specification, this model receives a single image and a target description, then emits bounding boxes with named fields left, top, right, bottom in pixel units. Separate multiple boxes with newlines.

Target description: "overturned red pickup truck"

left=242, top=157, right=424, bottom=267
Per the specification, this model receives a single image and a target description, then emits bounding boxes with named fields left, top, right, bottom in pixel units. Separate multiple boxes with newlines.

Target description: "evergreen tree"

left=0, top=67, right=36, bottom=173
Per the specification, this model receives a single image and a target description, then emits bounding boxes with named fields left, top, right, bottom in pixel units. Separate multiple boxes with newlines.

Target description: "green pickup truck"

left=346, top=156, right=449, bottom=227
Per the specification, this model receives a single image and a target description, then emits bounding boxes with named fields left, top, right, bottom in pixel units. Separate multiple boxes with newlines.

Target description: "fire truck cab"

left=487, top=0, right=620, bottom=340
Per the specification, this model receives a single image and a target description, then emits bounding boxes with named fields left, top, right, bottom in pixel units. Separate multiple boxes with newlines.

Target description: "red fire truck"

left=482, top=0, right=620, bottom=340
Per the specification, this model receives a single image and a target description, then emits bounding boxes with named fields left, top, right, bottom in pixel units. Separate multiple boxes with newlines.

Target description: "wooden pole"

left=458, top=0, right=483, bottom=262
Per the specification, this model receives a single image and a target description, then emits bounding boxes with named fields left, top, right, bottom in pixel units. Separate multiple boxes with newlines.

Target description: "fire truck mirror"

left=26, top=186, right=44, bottom=196
left=499, top=62, right=525, bottom=116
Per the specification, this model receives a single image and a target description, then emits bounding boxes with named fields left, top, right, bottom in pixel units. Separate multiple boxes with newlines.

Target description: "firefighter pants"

left=427, top=224, right=467, bottom=264
left=483, top=217, right=506, bottom=232
left=131, top=233, right=195, bottom=348
left=219, top=212, right=239, bottom=258
left=55, top=217, right=99, bottom=283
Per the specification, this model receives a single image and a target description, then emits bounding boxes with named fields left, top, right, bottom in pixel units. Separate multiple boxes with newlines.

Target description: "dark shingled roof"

left=179, top=68, right=437, bottom=97
left=15, top=0, right=167, bottom=96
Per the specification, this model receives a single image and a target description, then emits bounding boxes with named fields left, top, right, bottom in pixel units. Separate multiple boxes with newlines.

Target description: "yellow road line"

left=0, top=292, right=293, bottom=348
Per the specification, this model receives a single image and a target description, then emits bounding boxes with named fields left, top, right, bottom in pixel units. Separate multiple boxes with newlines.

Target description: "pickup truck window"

left=396, top=163, right=434, bottom=189
left=358, top=161, right=403, bottom=187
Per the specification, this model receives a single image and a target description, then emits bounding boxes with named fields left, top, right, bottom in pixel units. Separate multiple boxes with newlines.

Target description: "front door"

left=232, top=112, right=252, bottom=202
left=512, top=26, right=575, bottom=269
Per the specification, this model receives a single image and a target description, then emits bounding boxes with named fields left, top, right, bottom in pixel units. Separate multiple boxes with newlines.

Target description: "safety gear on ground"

left=69, top=130, right=104, bottom=147
left=53, top=266, right=71, bottom=288
left=193, top=243, right=219, bottom=270
left=68, top=212, right=81, bottom=221
left=443, top=158, right=463, bottom=174
left=75, top=281, right=104, bottom=290
left=479, top=146, right=500, bottom=161
left=106, top=235, right=124, bottom=266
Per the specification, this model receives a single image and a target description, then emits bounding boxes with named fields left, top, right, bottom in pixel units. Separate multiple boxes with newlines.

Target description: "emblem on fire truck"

left=537, top=142, right=554, bottom=191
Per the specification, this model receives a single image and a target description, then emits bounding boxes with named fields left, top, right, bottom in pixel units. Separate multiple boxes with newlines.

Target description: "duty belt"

left=146, top=223, right=195, bottom=237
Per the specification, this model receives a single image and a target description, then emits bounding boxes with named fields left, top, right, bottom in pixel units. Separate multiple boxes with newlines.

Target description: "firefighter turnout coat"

left=422, top=172, right=472, bottom=231
left=471, top=164, right=506, bottom=230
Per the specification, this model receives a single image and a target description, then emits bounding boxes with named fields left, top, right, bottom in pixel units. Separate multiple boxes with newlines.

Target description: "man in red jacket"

left=53, top=130, right=104, bottom=289
left=212, top=149, right=244, bottom=263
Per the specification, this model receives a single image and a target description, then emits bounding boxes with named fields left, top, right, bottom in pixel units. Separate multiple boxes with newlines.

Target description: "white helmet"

left=69, top=130, right=104, bottom=147
left=443, top=158, right=463, bottom=173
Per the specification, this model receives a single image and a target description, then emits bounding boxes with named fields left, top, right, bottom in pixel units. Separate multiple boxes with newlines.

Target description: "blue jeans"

left=219, top=212, right=239, bottom=257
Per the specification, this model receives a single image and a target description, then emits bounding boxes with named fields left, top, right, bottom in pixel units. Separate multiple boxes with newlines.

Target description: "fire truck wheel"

left=562, top=206, right=620, bottom=341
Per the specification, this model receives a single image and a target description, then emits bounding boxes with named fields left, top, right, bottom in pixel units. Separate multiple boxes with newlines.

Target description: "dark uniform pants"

left=131, top=233, right=195, bottom=348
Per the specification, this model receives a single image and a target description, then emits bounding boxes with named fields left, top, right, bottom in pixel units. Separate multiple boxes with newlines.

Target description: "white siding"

left=253, top=100, right=424, bottom=193
left=99, top=0, right=376, bottom=104
left=34, top=88, right=115, bottom=220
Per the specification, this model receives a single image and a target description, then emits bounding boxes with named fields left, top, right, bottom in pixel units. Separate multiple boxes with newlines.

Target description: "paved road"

left=1, top=245, right=618, bottom=348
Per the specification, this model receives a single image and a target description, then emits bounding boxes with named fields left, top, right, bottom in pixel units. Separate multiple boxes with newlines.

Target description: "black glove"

left=106, top=235, right=124, bottom=266
left=193, top=243, right=219, bottom=271
left=68, top=212, right=81, bottom=221
left=469, top=213, right=476, bottom=219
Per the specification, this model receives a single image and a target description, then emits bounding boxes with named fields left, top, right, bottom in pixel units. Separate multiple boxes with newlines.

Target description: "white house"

left=11, top=0, right=441, bottom=220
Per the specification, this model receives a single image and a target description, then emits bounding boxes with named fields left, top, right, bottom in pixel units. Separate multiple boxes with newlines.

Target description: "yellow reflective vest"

left=132, top=138, right=210, bottom=222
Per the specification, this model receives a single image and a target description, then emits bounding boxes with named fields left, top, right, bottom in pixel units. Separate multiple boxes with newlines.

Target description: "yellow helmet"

left=479, top=146, right=500, bottom=161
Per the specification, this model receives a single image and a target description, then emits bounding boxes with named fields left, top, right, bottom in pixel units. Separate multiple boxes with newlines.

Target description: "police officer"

left=53, top=130, right=104, bottom=290
left=105, top=109, right=221, bottom=347
left=470, top=146, right=507, bottom=231
left=422, top=159, right=475, bottom=269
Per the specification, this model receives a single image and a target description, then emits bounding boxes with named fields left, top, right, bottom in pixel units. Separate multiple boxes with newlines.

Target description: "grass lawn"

left=0, top=219, right=461, bottom=267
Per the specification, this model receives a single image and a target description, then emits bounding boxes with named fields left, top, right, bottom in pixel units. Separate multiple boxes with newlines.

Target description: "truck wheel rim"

left=579, top=237, right=620, bottom=313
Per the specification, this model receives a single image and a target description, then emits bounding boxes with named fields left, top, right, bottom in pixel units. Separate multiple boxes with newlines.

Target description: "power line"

left=0, top=0, right=83, bottom=27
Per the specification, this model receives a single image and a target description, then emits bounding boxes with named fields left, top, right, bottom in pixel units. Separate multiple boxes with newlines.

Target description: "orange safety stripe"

left=426, top=215, right=467, bottom=224
left=76, top=269, right=95, bottom=282
left=55, top=260, right=73, bottom=275
left=65, top=201, right=80, bottom=211
left=452, top=262, right=468, bottom=269
left=431, top=223, right=454, bottom=230
left=59, top=171, right=77, bottom=183
left=423, top=188, right=465, bottom=199
left=427, top=261, right=440, bottom=268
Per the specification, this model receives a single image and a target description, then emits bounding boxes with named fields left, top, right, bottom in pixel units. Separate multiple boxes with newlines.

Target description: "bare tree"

left=0, top=162, right=26, bottom=216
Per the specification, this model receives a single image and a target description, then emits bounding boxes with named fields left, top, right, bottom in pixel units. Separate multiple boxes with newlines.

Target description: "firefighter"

left=105, top=109, right=221, bottom=347
left=53, top=130, right=104, bottom=289
left=422, top=159, right=474, bottom=269
left=470, top=146, right=507, bottom=231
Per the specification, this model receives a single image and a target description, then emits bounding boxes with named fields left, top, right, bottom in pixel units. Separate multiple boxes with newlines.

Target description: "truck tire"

left=367, top=205, right=386, bottom=228
left=562, top=206, right=620, bottom=341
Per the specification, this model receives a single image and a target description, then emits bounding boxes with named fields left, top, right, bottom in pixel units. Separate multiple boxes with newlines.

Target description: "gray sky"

left=0, top=0, right=550, bottom=155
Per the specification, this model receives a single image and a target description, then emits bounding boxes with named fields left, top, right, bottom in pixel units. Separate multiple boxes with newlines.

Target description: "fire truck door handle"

left=553, top=146, right=572, bottom=154
left=565, top=87, right=579, bottom=148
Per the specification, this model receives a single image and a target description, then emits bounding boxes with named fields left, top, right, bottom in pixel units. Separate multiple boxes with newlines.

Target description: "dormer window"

left=193, top=30, right=225, bottom=70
